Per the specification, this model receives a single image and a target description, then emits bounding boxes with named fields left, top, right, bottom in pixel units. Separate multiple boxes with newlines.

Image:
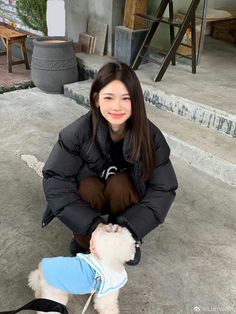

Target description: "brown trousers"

left=74, top=172, right=139, bottom=250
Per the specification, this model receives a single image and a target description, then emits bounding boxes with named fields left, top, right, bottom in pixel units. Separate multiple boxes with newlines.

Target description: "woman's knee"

left=78, top=177, right=106, bottom=211
left=104, top=173, right=139, bottom=215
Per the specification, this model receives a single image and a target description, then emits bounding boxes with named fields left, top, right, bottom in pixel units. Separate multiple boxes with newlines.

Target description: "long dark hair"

left=90, top=62, right=155, bottom=181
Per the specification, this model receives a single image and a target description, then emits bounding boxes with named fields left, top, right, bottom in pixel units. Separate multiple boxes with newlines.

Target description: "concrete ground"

left=0, top=88, right=236, bottom=314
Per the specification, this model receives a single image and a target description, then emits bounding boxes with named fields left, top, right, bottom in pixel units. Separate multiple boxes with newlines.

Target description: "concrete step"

left=141, top=83, right=236, bottom=139
left=75, top=53, right=236, bottom=139
left=64, top=80, right=236, bottom=187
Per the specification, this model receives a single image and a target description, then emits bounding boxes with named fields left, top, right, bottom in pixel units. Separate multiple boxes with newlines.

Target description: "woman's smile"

left=109, top=112, right=126, bottom=119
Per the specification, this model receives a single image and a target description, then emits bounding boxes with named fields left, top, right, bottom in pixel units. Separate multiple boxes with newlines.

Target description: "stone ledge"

left=142, top=83, right=236, bottom=139
left=64, top=80, right=236, bottom=187
left=75, top=56, right=236, bottom=138
left=165, top=133, right=236, bottom=187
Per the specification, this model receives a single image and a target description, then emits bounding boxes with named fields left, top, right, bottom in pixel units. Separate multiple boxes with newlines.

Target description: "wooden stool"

left=0, top=25, right=30, bottom=73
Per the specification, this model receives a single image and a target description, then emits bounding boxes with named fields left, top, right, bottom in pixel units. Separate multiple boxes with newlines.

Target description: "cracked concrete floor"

left=0, top=88, right=235, bottom=314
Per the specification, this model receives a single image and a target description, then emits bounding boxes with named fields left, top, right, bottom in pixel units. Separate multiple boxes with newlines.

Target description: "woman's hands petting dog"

left=103, top=223, right=122, bottom=233
left=90, top=224, right=122, bottom=259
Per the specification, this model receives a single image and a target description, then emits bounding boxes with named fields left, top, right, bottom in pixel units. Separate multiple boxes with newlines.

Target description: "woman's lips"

left=109, top=113, right=125, bottom=119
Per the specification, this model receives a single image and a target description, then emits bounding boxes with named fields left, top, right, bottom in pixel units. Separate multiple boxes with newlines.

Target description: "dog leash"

left=81, top=275, right=101, bottom=314
left=0, top=298, right=68, bottom=314
left=81, top=290, right=96, bottom=314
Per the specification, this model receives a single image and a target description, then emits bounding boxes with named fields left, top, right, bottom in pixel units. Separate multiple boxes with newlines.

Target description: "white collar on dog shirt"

left=78, top=253, right=128, bottom=297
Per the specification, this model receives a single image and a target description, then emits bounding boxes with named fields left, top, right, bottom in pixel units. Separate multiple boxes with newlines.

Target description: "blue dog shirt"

left=41, top=253, right=128, bottom=297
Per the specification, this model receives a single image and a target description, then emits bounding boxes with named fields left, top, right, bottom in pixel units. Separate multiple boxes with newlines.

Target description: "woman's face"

left=97, top=80, right=132, bottom=132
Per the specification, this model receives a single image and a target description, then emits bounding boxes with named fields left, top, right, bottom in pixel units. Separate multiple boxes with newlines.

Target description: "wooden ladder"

left=132, top=0, right=201, bottom=81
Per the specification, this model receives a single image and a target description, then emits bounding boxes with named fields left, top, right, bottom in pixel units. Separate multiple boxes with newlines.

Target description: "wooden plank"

left=123, top=0, right=148, bottom=30
left=87, top=19, right=108, bottom=56
left=79, top=33, right=93, bottom=54
left=0, top=25, right=27, bottom=40
left=12, top=60, right=27, bottom=65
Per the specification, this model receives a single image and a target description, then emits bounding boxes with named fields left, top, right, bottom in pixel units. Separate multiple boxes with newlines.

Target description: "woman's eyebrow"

left=102, top=92, right=130, bottom=96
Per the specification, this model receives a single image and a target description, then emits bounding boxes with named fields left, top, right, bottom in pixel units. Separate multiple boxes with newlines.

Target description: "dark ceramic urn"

left=31, top=36, right=78, bottom=94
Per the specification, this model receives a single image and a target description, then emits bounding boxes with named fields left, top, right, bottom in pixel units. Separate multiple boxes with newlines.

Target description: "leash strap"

left=81, top=274, right=101, bottom=314
left=0, top=298, right=69, bottom=314
left=1, top=276, right=102, bottom=314
left=81, top=290, right=96, bottom=314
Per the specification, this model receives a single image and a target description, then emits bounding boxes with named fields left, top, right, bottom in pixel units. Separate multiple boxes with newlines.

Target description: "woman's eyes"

left=103, top=97, right=130, bottom=101
left=103, top=96, right=131, bottom=101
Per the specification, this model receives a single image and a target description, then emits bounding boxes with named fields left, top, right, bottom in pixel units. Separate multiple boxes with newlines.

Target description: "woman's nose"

left=112, top=99, right=121, bottom=110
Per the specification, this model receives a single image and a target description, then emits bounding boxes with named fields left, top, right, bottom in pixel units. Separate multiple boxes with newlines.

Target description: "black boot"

left=69, top=238, right=88, bottom=256
left=69, top=233, right=91, bottom=256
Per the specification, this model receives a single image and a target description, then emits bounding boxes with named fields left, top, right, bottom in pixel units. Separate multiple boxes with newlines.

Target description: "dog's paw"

left=101, top=309, right=119, bottom=314
left=95, top=305, right=119, bottom=314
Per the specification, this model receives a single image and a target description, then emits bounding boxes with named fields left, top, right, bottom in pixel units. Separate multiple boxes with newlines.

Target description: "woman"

left=42, top=62, right=178, bottom=265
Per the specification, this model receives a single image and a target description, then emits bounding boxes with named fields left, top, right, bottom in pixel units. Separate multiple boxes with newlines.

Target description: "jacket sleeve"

left=42, top=126, right=103, bottom=235
left=116, top=130, right=178, bottom=240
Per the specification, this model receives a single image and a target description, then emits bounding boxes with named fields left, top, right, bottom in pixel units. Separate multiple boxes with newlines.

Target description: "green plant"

left=0, top=81, right=35, bottom=94
left=16, top=0, right=48, bottom=35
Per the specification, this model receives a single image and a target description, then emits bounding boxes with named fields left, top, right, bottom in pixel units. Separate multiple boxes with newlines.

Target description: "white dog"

left=28, top=224, right=135, bottom=314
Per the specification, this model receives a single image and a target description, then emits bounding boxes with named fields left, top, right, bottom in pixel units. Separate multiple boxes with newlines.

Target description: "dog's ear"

left=118, top=227, right=136, bottom=262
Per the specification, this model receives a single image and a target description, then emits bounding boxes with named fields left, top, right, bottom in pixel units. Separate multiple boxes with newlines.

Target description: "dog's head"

left=90, top=224, right=135, bottom=267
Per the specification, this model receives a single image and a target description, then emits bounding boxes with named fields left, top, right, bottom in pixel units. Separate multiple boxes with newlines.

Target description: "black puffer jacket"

left=42, top=111, right=178, bottom=240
